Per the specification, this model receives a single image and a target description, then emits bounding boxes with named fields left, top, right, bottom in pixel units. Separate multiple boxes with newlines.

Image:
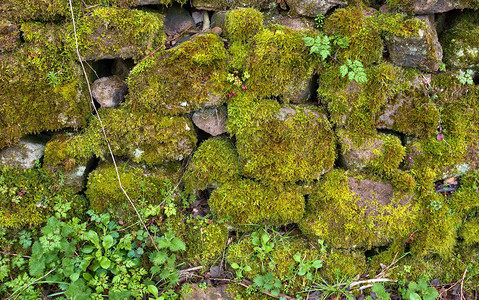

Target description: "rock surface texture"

left=91, top=76, right=128, bottom=108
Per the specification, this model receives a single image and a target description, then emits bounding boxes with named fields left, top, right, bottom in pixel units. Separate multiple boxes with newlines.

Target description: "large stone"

left=164, top=5, right=195, bottom=37
left=182, top=284, right=233, bottom=300
left=300, top=170, right=418, bottom=249
left=285, top=0, right=347, bottom=17
left=385, top=15, right=442, bottom=72
left=192, top=0, right=277, bottom=11
left=385, top=0, right=468, bottom=14
left=0, top=136, right=49, bottom=169
left=441, top=11, right=479, bottom=71
left=0, top=20, right=19, bottom=53
left=91, top=75, right=128, bottom=108
left=192, top=106, right=228, bottom=136
left=263, top=13, right=316, bottom=32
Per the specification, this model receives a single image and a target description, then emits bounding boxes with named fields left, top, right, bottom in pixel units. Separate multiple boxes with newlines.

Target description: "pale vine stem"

left=67, top=0, right=159, bottom=252
left=9, top=268, right=56, bottom=300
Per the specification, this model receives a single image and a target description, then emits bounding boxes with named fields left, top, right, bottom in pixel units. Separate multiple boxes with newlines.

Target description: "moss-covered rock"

left=319, top=249, right=367, bottom=283
left=286, top=0, right=346, bottom=17
left=224, top=8, right=263, bottom=43
left=0, top=22, right=90, bottom=149
left=0, top=166, right=86, bottom=228
left=0, top=20, right=19, bottom=52
left=228, top=97, right=335, bottom=183
left=191, top=0, right=277, bottom=11
left=338, top=129, right=405, bottom=175
left=127, top=33, right=228, bottom=116
left=385, top=0, right=471, bottom=14
left=85, top=162, right=182, bottom=222
left=244, top=25, right=318, bottom=103
left=384, top=15, right=442, bottom=72
left=0, top=0, right=71, bottom=22
left=76, top=108, right=197, bottom=165
left=300, top=170, right=419, bottom=249
left=209, top=179, right=305, bottom=227
left=441, top=11, right=479, bottom=71
left=67, top=7, right=165, bottom=61
left=184, top=137, right=240, bottom=193
left=182, top=217, right=228, bottom=268
left=43, top=132, right=95, bottom=192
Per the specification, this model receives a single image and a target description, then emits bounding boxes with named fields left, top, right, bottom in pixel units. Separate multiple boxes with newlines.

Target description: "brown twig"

left=438, top=267, right=468, bottom=299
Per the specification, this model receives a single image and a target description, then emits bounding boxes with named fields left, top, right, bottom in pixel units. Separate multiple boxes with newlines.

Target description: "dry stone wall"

left=1, top=0, right=479, bottom=295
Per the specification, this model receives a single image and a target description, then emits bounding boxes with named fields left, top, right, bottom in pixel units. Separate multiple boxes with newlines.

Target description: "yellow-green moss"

left=0, top=20, right=19, bottom=52
left=127, top=34, right=228, bottom=116
left=182, top=218, right=228, bottom=268
left=228, top=96, right=336, bottom=183
left=245, top=25, right=319, bottom=103
left=0, top=22, right=89, bottom=148
left=76, top=108, right=197, bottom=165
left=66, top=7, right=165, bottom=61
left=319, top=249, right=367, bottom=283
left=224, top=8, right=264, bottom=42
left=0, top=166, right=86, bottom=228
left=299, top=170, right=419, bottom=249
left=184, top=137, right=240, bottom=193
left=85, top=162, right=181, bottom=222
left=209, top=179, right=305, bottom=227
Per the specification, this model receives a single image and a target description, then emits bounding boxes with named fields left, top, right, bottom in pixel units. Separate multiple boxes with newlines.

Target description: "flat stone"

left=285, top=0, right=347, bottom=17
left=182, top=284, right=233, bottom=300
left=192, top=106, right=228, bottom=136
left=164, top=5, right=195, bottom=37
left=0, top=136, right=49, bottom=169
left=385, top=15, right=442, bottom=72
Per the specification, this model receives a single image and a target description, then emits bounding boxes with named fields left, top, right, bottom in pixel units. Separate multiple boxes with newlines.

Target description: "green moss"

left=441, top=11, right=479, bottom=71
left=225, top=8, right=263, bottom=42
left=76, top=108, right=197, bottom=165
left=0, top=20, right=19, bottom=52
left=319, top=63, right=415, bottom=142
left=209, top=179, right=305, bottom=227
left=0, top=166, right=86, bottom=228
left=299, top=170, right=419, bottom=249
left=127, top=34, right=228, bottom=116
left=66, top=7, right=165, bottom=61
left=184, top=137, right=240, bottom=193
left=228, top=41, right=249, bottom=72
left=182, top=217, right=228, bottom=268
left=0, top=0, right=72, bottom=22
left=319, top=249, right=367, bottom=283
left=0, top=22, right=89, bottom=148
left=245, top=25, right=319, bottom=103
left=85, top=162, right=181, bottom=222
left=228, top=97, right=336, bottom=183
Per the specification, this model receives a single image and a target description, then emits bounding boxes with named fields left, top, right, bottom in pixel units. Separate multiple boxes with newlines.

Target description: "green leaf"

left=293, top=252, right=301, bottom=263
left=231, top=263, right=240, bottom=269
left=157, top=237, right=171, bottom=249
left=169, top=237, right=186, bottom=252
left=148, top=285, right=159, bottom=297
left=100, top=256, right=111, bottom=269
left=86, top=231, right=100, bottom=247
left=271, top=289, right=280, bottom=297
left=244, top=265, right=252, bottom=272
left=409, top=292, right=421, bottom=300
left=82, top=245, right=95, bottom=254
left=150, top=251, right=168, bottom=265
left=102, top=235, right=114, bottom=250
left=253, top=275, right=264, bottom=287
left=70, top=273, right=80, bottom=282
left=302, top=37, right=315, bottom=47
left=312, top=260, right=322, bottom=269
left=339, top=65, right=348, bottom=77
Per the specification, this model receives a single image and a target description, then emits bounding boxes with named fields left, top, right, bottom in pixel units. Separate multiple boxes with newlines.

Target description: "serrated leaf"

left=157, top=237, right=170, bottom=249
left=150, top=251, right=168, bottom=265
left=340, top=65, right=348, bottom=77
left=253, top=275, right=264, bottom=287
left=271, top=289, right=280, bottom=297
left=302, top=37, right=314, bottom=46
left=169, top=237, right=186, bottom=252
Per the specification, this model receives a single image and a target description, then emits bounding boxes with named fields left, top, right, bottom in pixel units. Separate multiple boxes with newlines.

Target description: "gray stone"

left=181, top=284, right=233, bottom=300
left=384, top=0, right=467, bottom=14
left=0, top=20, right=19, bottom=53
left=111, top=59, right=133, bottom=79
left=91, top=75, right=128, bottom=108
left=210, top=11, right=226, bottom=30
left=263, top=13, right=316, bottom=31
left=385, top=15, right=442, bottom=72
left=192, top=11, right=204, bottom=25
left=192, top=106, right=228, bottom=136
left=164, top=5, right=195, bottom=37
left=285, top=0, right=347, bottom=17
left=192, top=0, right=276, bottom=11
left=0, top=136, right=49, bottom=169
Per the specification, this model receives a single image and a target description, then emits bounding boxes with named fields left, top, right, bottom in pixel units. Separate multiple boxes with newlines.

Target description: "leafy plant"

left=253, top=272, right=282, bottom=297
left=46, top=71, right=61, bottom=87
left=251, top=230, right=275, bottom=270
left=230, top=262, right=252, bottom=280
left=314, top=14, right=325, bottom=30
left=366, top=283, right=391, bottom=300
left=456, top=69, right=474, bottom=85
left=399, top=278, right=439, bottom=300
left=303, top=35, right=331, bottom=60
left=150, top=231, right=186, bottom=288
left=305, top=276, right=355, bottom=300
left=292, top=252, right=322, bottom=280
left=339, top=59, right=368, bottom=83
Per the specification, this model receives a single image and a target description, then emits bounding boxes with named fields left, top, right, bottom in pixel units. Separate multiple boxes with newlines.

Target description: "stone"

left=192, top=0, right=276, bottom=11
left=441, top=11, right=479, bottom=71
left=263, top=13, right=316, bottom=31
left=0, top=136, right=49, bottom=169
left=111, top=58, right=134, bottom=79
left=43, top=132, right=95, bottom=192
left=0, top=20, right=19, bottom=53
left=164, top=5, right=195, bottom=37
left=385, top=15, right=442, bottom=72
left=285, top=0, right=347, bottom=17
left=192, top=11, right=204, bottom=25
left=338, top=130, right=384, bottom=171
left=210, top=11, right=226, bottom=30
left=181, top=284, right=233, bottom=300
left=385, top=0, right=467, bottom=14
left=192, top=106, right=228, bottom=136
left=91, top=75, right=128, bottom=108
